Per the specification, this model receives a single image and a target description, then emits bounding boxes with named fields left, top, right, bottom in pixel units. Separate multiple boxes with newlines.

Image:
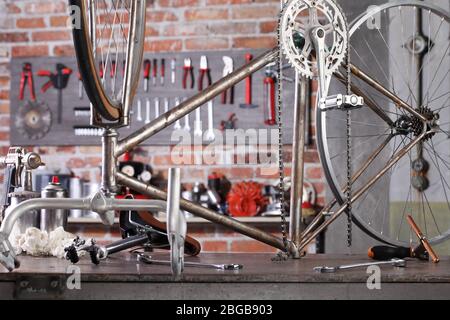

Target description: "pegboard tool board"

left=10, top=50, right=303, bottom=146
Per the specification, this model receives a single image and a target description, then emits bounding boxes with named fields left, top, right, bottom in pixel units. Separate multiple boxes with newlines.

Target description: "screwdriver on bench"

left=369, top=215, right=439, bottom=263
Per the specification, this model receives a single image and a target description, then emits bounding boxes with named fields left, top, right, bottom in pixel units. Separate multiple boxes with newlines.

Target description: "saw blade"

left=15, top=101, right=52, bottom=140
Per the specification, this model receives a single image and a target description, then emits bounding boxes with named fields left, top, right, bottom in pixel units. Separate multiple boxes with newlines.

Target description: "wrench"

left=205, top=100, right=215, bottom=141
left=174, top=97, right=182, bottom=130
left=164, top=97, right=169, bottom=114
left=154, top=97, right=160, bottom=119
left=145, top=98, right=151, bottom=124
left=137, top=253, right=243, bottom=271
left=136, top=98, right=143, bottom=122
left=194, top=108, right=202, bottom=137
left=314, top=259, right=407, bottom=273
left=183, top=97, right=191, bottom=131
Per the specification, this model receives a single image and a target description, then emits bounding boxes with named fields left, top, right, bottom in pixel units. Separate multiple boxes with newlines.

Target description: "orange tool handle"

left=407, top=215, right=439, bottom=263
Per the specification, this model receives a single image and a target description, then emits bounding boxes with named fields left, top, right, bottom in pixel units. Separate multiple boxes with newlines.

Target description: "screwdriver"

left=368, top=246, right=412, bottom=261
left=143, top=59, right=151, bottom=92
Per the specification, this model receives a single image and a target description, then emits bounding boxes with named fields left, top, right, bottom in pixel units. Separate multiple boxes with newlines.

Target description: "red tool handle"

left=110, top=60, right=117, bottom=78
left=244, top=54, right=253, bottom=105
left=62, top=67, right=72, bottom=76
left=161, top=59, right=165, bottom=78
left=41, top=80, right=53, bottom=93
left=19, top=63, right=36, bottom=101
left=264, top=76, right=276, bottom=125
left=37, top=70, right=52, bottom=77
left=183, top=66, right=193, bottom=89
left=152, top=59, right=158, bottom=78
left=99, top=63, right=104, bottom=78
left=143, top=59, right=151, bottom=78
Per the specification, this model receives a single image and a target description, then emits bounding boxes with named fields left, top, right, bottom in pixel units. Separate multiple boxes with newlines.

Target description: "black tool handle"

left=104, top=233, right=149, bottom=255
left=368, top=245, right=411, bottom=261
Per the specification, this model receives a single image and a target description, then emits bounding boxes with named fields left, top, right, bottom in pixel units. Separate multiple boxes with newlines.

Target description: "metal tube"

left=116, top=172, right=296, bottom=254
left=115, top=48, right=279, bottom=157
left=335, top=72, right=394, bottom=127
left=289, top=74, right=308, bottom=252
left=101, top=128, right=119, bottom=195
left=349, top=64, right=427, bottom=122
left=297, top=133, right=426, bottom=252
left=0, top=197, right=167, bottom=240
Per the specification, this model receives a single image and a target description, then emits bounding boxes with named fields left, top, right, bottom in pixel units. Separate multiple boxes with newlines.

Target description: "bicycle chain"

left=276, top=0, right=289, bottom=256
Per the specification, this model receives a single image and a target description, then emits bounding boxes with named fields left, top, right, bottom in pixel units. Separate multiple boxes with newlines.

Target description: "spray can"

left=40, top=176, right=68, bottom=233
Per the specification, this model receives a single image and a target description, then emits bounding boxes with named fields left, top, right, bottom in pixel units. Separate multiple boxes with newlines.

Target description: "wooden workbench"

left=1, top=253, right=449, bottom=299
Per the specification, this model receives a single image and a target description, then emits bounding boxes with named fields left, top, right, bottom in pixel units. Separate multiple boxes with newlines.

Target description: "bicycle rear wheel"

left=70, top=0, right=146, bottom=122
left=318, top=1, right=450, bottom=247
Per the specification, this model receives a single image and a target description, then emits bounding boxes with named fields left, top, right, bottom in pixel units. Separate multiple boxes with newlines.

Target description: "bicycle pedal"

left=320, top=94, right=364, bottom=111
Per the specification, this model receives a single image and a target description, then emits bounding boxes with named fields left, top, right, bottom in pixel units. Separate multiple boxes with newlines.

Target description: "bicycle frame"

left=0, top=1, right=438, bottom=270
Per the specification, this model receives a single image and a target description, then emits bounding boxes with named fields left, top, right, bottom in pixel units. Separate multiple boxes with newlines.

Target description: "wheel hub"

left=411, top=106, right=439, bottom=141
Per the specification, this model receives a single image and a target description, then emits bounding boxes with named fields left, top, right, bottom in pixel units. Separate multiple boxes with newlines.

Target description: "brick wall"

left=0, top=0, right=324, bottom=253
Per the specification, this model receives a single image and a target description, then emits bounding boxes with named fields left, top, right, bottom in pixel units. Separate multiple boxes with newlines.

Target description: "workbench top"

left=1, top=253, right=450, bottom=299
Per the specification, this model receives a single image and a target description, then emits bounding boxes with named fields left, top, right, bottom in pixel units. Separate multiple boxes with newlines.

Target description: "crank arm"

left=137, top=253, right=242, bottom=270
left=314, top=259, right=406, bottom=273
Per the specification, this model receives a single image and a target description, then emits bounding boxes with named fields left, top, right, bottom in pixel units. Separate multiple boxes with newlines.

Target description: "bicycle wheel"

left=70, top=0, right=146, bottom=122
left=318, top=0, right=450, bottom=247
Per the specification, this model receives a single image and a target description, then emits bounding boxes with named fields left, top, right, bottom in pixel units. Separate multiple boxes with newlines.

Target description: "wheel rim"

left=318, top=0, right=450, bottom=247
left=71, top=0, right=145, bottom=121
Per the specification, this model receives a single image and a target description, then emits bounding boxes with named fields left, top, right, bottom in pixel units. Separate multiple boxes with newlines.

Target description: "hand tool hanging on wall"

left=136, top=98, right=143, bottom=122
left=38, top=63, right=72, bottom=124
left=98, top=62, right=105, bottom=85
left=16, top=101, right=52, bottom=140
left=152, top=59, right=158, bottom=86
left=110, top=60, right=117, bottom=92
left=145, top=98, right=151, bottom=124
left=221, top=56, right=234, bottom=105
left=19, top=62, right=36, bottom=101
left=183, top=97, right=191, bottom=132
left=198, top=56, right=212, bottom=91
left=369, top=215, right=440, bottom=263
left=171, top=58, right=176, bottom=84
left=220, top=113, right=238, bottom=130
left=77, top=72, right=83, bottom=100
left=263, top=72, right=276, bottom=125
left=182, top=58, right=194, bottom=89
left=160, top=59, right=165, bottom=86
left=143, top=59, right=151, bottom=92
left=154, top=97, right=160, bottom=119
left=174, top=97, right=182, bottom=130
left=239, top=54, right=258, bottom=109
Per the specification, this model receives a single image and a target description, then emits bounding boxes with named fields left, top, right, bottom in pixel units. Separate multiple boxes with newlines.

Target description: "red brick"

left=53, top=45, right=75, bottom=56
left=185, top=38, right=229, bottom=50
left=0, top=76, right=9, bottom=87
left=86, top=157, right=102, bottom=167
left=0, top=32, right=29, bottom=43
left=50, top=16, right=70, bottom=27
left=201, top=241, right=228, bottom=252
left=163, top=24, right=208, bottom=37
left=232, top=6, right=279, bottom=19
left=230, top=240, right=277, bottom=253
left=207, top=0, right=229, bottom=4
left=208, top=22, right=256, bottom=35
left=185, top=9, right=228, bottom=21
left=306, top=166, right=323, bottom=180
left=12, top=45, right=48, bottom=57
left=304, top=150, right=319, bottom=163
left=146, top=11, right=178, bottom=23
left=0, top=131, right=10, bottom=141
left=6, top=3, right=21, bottom=14
left=32, top=31, right=72, bottom=42
left=0, top=103, right=10, bottom=113
left=233, top=36, right=276, bottom=49
left=66, top=158, right=86, bottom=169
left=17, top=18, right=46, bottom=29
left=260, top=21, right=277, bottom=33
left=231, top=0, right=253, bottom=3
left=24, top=1, right=66, bottom=14
left=152, top=154, right=174, bottom=166
left=145, top=26, right=159, bottom=37
left=173, top=0, right=200, bottom=6
left=0, top=117, right=10, bottom=127
left=144, top=39, right=182, bottom=52
left=0, top=90, right=9, bottom=100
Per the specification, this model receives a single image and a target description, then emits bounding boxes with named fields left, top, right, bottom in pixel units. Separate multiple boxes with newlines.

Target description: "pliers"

left=221, top=56, right=234, bottom=104
left=198, top=55, right=212, bottom=91
left=19, top=62, right=36, bottom=101
left=183, top=58, right=194, bottom=89
left=38, top=65, right=72, bottom=93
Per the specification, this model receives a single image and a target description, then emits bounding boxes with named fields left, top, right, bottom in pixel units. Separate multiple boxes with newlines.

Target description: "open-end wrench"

left=137, top=253, right=243, bottom=271
left=183, top=97, right=191, bottom=131
left=171, top=58, right=176, bottom=84
left=154, top=97, right=160, bottom=119
left=136, top=98, right=143, bottom=122
left=314, top=259, right=407, bottom=273
left=174, top=97, right=182, bottom=130
left=194, top=108, right=202, bottom=137
left=164, top=97, right=170, bottom=114
left=205, top=100, right=215, bottom=141
left=145, top=98, right=151, bottom=124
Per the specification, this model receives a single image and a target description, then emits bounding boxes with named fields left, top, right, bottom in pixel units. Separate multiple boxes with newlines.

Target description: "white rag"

left=13, top=227, right=78, bottom=259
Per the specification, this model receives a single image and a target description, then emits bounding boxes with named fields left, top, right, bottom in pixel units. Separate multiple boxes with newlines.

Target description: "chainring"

left=15, top=101, right=52, bottom=140
left=279, top=0, right=348, bottom=79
